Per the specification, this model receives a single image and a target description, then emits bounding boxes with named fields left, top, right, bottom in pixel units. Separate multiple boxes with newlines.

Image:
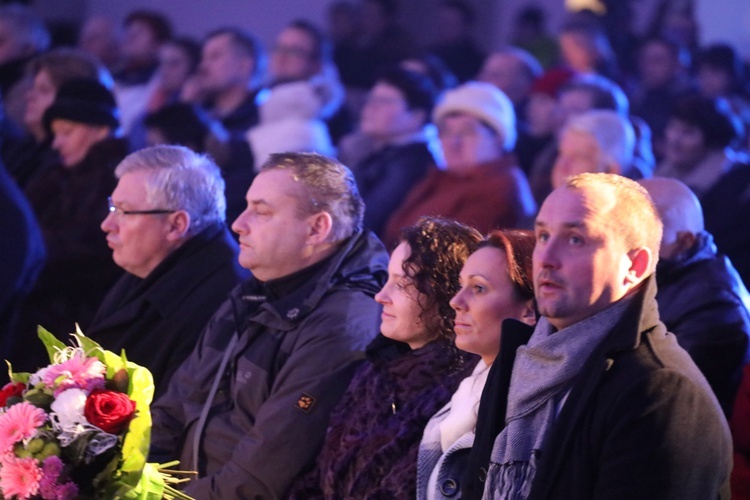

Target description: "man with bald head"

left=470, top=172, right=731, bottom=499
left=641, top=177, right=750, bottom=416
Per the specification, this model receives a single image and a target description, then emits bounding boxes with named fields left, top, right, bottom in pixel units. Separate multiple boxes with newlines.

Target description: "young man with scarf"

left=466, top=172, right=731, bottom=499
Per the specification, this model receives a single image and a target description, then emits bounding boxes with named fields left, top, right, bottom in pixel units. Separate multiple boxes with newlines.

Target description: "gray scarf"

left=484, top=296, right=633, bottom=499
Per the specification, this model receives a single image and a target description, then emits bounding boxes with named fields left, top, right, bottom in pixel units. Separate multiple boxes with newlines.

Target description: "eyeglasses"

left=107, top=197, right=175, bottom=217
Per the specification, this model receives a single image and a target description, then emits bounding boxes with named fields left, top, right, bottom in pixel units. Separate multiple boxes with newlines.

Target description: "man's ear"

left=673, top=231, right=697, bottom=259
left=605, top=158, right=622, bottom=176
left=520, top=300, right=537, bottom=327
left=625, top=246, right=652, bottom=286
left=306, top=211, right=333, bottom=245
left=165, top=211, right=191, bottom=241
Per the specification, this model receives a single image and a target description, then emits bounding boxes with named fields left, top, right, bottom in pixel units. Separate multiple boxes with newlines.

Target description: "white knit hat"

left=433, top=81, right=517, bottom=151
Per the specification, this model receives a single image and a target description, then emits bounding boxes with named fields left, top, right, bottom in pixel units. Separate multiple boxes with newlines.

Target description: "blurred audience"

left=0, top=4, right=49, bottom=132
left=478, top=47, right=542, bottom=132
left=696, top=43, right=750, bottom=145
left=551, top=109, right=636, bottom=188
left=629, top=37, right=694, bottom=160
left=113, top=10, right=172, bottom=135
left=655, top=93, right=745, bottom=197
left=383, top=82, right=536, bottom=248
left=14, top=78, right=128, bottom=372
left=246, top=79, right=335, bottom=167
left=197, top=27, right=265, bottom=224
left=513, top=67, right=575, bottom=175
left=268, top=19, right=350, bottom=144
left=510, top=5, right=559, bottom=70
left=2, top=48, right=109, bottom=188
left=427, top=0, right=485, bottom=83
left=77, top=15, right=122, bottom=73
left=350, top=67, right=437, bottom=237
left=641, top=177, right=750, bottom=417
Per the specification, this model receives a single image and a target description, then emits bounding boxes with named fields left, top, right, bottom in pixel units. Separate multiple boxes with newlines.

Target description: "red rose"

left=0, top=382, right=25, bottom=406
left=84, top=390, right=136, bottom=434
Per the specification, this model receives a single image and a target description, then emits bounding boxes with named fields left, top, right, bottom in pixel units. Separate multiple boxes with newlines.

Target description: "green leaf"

left=37, top=326, right=66, bottom=363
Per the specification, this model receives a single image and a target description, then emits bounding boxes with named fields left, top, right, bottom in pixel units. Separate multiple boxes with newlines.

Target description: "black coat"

left=0, top=160, right=45, bottom=360
left=87, top=223, right=248, bottom=398
left=655, top=232, right=750, bottom=416
left=468, top=277, right=732, bottom=499
left=14, top=137, right=128, bottom=372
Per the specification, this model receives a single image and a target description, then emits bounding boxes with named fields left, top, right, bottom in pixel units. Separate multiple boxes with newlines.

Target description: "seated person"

left=417, top=229, right=537, bottom=499
left=0, top=144, right=45, bottom=360
left=288, top=217, right=481, bottom=498
left=89, top=145, right=249, bottom=398
left=149, top=152, right=388, bottom=498
left=351, top=67, right=437, bottom=237
left=640, top=177, right=750, bottom=416
left=15, top=78, right=128, bottom=373
left=655, top=93, right=744, bottom=198
left=551, top=109, right=637, bottom=188
left=383, top=82, right=536, bottom=249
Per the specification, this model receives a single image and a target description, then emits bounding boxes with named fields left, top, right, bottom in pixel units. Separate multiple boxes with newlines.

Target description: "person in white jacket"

left=417, top=229, right=537, bottom=499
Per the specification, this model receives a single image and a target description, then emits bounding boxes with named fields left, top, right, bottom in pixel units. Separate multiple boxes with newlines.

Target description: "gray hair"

left=565, top=172, right=663, bottom=272
left=115, top=145, right=226, bottom=235
left=261, top=152, right=363, bottom=242
left=0, top=4, right=50, bottom=59
left=563, top=110, right=635, bottom=170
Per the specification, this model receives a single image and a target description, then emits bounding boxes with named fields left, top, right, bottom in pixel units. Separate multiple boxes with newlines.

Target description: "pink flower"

left=0, top=402, right=47, bottom=451
left=41, top=354, right=105, bottom=396
left=0, top=455, right=42, bottom=499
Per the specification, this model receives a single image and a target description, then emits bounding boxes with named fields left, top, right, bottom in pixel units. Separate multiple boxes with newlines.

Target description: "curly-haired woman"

left=287, top=217, right=482, bottom=499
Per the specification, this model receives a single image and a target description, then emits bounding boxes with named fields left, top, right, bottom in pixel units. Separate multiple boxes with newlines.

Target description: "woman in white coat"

left=417, top=229, right=537, bottom=499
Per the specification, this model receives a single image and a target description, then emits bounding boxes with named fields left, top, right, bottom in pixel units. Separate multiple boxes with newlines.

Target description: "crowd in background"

left=1, top=0, right=750, bottom=497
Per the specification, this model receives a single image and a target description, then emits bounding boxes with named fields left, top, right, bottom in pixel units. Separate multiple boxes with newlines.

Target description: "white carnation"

left=50, top=388, right=87, bottom=426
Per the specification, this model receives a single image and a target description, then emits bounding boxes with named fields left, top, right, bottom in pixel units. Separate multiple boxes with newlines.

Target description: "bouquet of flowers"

left=0, top=326, right=193, bottom=499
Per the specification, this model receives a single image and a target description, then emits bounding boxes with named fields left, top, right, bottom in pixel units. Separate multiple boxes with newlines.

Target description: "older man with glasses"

left=89, top=144, right=248, bottom=398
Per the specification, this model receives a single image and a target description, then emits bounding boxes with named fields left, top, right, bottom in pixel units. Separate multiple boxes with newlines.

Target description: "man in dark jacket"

left=150, top=152, right=388, bottom=499
left=641, top=177, right=750, bottom=417
left=89, top=145, right=249, bottom=398
left=474, top=173, right=731, bottom=499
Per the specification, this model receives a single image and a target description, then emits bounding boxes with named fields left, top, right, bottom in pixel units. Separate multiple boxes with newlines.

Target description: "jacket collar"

left=527, top=275, right=663, bottom=498
left=141, top=223, right=235, bottom=317
left=233, top=230, right=388, bottom=329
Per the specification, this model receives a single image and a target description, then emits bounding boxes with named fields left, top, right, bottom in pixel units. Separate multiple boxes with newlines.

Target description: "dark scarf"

left=302, top=338, right=475, bottom=499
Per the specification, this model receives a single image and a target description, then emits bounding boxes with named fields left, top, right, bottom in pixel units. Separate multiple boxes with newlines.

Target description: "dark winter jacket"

left=289, top=334, right=476, bottom=499
left=655, top=231, right=750, bottom=416
left=150, top=230, right=388, bottom=499
left=14, top=137, right=128, bottom=372
left=353, top=141, right=434, bottom=239
left=461, top=319, right=535, bottom=499
left=87, top=223, right=248, bottom=398
left=702, top=160, right=750, bottom=289
left=475, top=277, right=732, bottom=499
left=0, top=160, right=45, bottom=361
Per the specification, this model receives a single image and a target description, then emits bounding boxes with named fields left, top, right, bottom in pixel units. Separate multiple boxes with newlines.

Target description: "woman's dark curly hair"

left=399, top=217, right=483, bottom=341
left=478, top=229, right=536, bottom=303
